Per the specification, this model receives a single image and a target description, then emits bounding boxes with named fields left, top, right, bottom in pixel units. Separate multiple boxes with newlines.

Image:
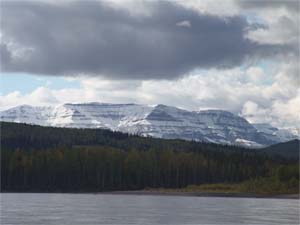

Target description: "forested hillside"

left=1, top=121, right=249, bottom=152
left=263, top=139, right=299, bottom=160
left=1, top=122, right=298, bottom=193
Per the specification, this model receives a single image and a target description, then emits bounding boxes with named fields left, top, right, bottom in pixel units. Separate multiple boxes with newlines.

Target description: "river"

left=1, top=193, right=299, bottom=225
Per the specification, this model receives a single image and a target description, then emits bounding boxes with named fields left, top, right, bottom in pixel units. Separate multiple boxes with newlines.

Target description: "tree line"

left=1, top=122, right=298, bottom=192
left=2, top=147, right=272, bottom=192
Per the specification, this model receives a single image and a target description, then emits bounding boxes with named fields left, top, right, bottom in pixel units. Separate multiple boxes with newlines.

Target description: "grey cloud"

left=0, top=43, right=11, bottom=70
left=0, top=1, right=291, bottom=79
left=237, top=0, right=300, bottom=12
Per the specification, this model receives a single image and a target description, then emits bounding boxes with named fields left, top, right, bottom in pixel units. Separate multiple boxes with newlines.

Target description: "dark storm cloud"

left=0, top=1, right=290, bottom=79
left=0, top=43, right=11, bottom=68
left=238, top=0, right=300, bottom=12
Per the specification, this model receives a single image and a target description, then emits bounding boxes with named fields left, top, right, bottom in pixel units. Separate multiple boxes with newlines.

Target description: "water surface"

left=1, top=193, right=299, bottom=225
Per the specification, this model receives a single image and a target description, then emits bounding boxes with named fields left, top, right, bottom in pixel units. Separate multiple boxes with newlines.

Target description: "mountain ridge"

left=0, top=102, right=298, bottom=147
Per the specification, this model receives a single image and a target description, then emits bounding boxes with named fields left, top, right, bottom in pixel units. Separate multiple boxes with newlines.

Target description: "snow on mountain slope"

left=0, top=103, right=297, bottom=147
left=253, top=123, right=299, bottom=143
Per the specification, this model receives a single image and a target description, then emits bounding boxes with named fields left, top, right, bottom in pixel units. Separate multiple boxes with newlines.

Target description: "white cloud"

left=177, top=0, right=299, bottom=49
left=241, top=101, right=272, bottom=124
left=178, top=0, right=239, bottom=16
left=0, top=87, right=58, bottom=109
left=1, top=65, right=299, bottom=129
left=241, top=93, right=300, bottom=129
left=246, top=67, right=264, bottom=82
left=271, top=94, right=300, bottom=128
left=176, top=20, right=191, bottom=28
left=246, top=14, right=299, bottom=45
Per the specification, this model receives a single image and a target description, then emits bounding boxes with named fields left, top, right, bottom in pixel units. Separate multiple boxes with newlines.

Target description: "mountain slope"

left=262, top=139, right=300, bottom=160
left=253, top=123, right=299, bottom=144
left=0, top=103, right=297, bottom=147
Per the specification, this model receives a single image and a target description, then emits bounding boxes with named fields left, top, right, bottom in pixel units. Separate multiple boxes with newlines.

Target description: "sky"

left=0, top=0, right=299, bottom=130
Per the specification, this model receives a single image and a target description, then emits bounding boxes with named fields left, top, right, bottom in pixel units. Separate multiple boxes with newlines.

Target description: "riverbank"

left=2, top=181, right=299, bottom=199
left=1, top=190, right=298, bottom=199
left=104, top=190, right=300, bottom=199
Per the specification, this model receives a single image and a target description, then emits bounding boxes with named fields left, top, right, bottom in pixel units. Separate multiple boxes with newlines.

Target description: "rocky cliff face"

left=1, top=103, right=297, bottom=147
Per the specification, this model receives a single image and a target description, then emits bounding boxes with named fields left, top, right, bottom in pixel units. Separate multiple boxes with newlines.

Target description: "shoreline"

left=2, top=190, right=298, bottom=199
left=101, top=190, right=300, bottom=199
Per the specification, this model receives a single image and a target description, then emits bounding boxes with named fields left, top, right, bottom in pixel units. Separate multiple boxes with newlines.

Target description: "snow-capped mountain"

left=252, top=123, right=299, bottom=143
left=0, top=103, right=298, bottom=147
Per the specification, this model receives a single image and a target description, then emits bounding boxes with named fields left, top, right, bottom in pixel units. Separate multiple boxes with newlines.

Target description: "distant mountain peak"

left=0, top=102, right=297, bottom=147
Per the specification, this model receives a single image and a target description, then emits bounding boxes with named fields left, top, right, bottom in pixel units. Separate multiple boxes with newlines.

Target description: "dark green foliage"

left=1, top=147, right=271, bottom=192
left=263, top=139, right=299, bottom=160
left=1, top=122, right=298, bottom=193
left=0, top=122, right=253, bottom=154
left=240, top=164, right=299, bottom=195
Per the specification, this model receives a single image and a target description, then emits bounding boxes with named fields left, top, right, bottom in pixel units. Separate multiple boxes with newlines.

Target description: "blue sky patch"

left=0, top=73, right=81, bottom=95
